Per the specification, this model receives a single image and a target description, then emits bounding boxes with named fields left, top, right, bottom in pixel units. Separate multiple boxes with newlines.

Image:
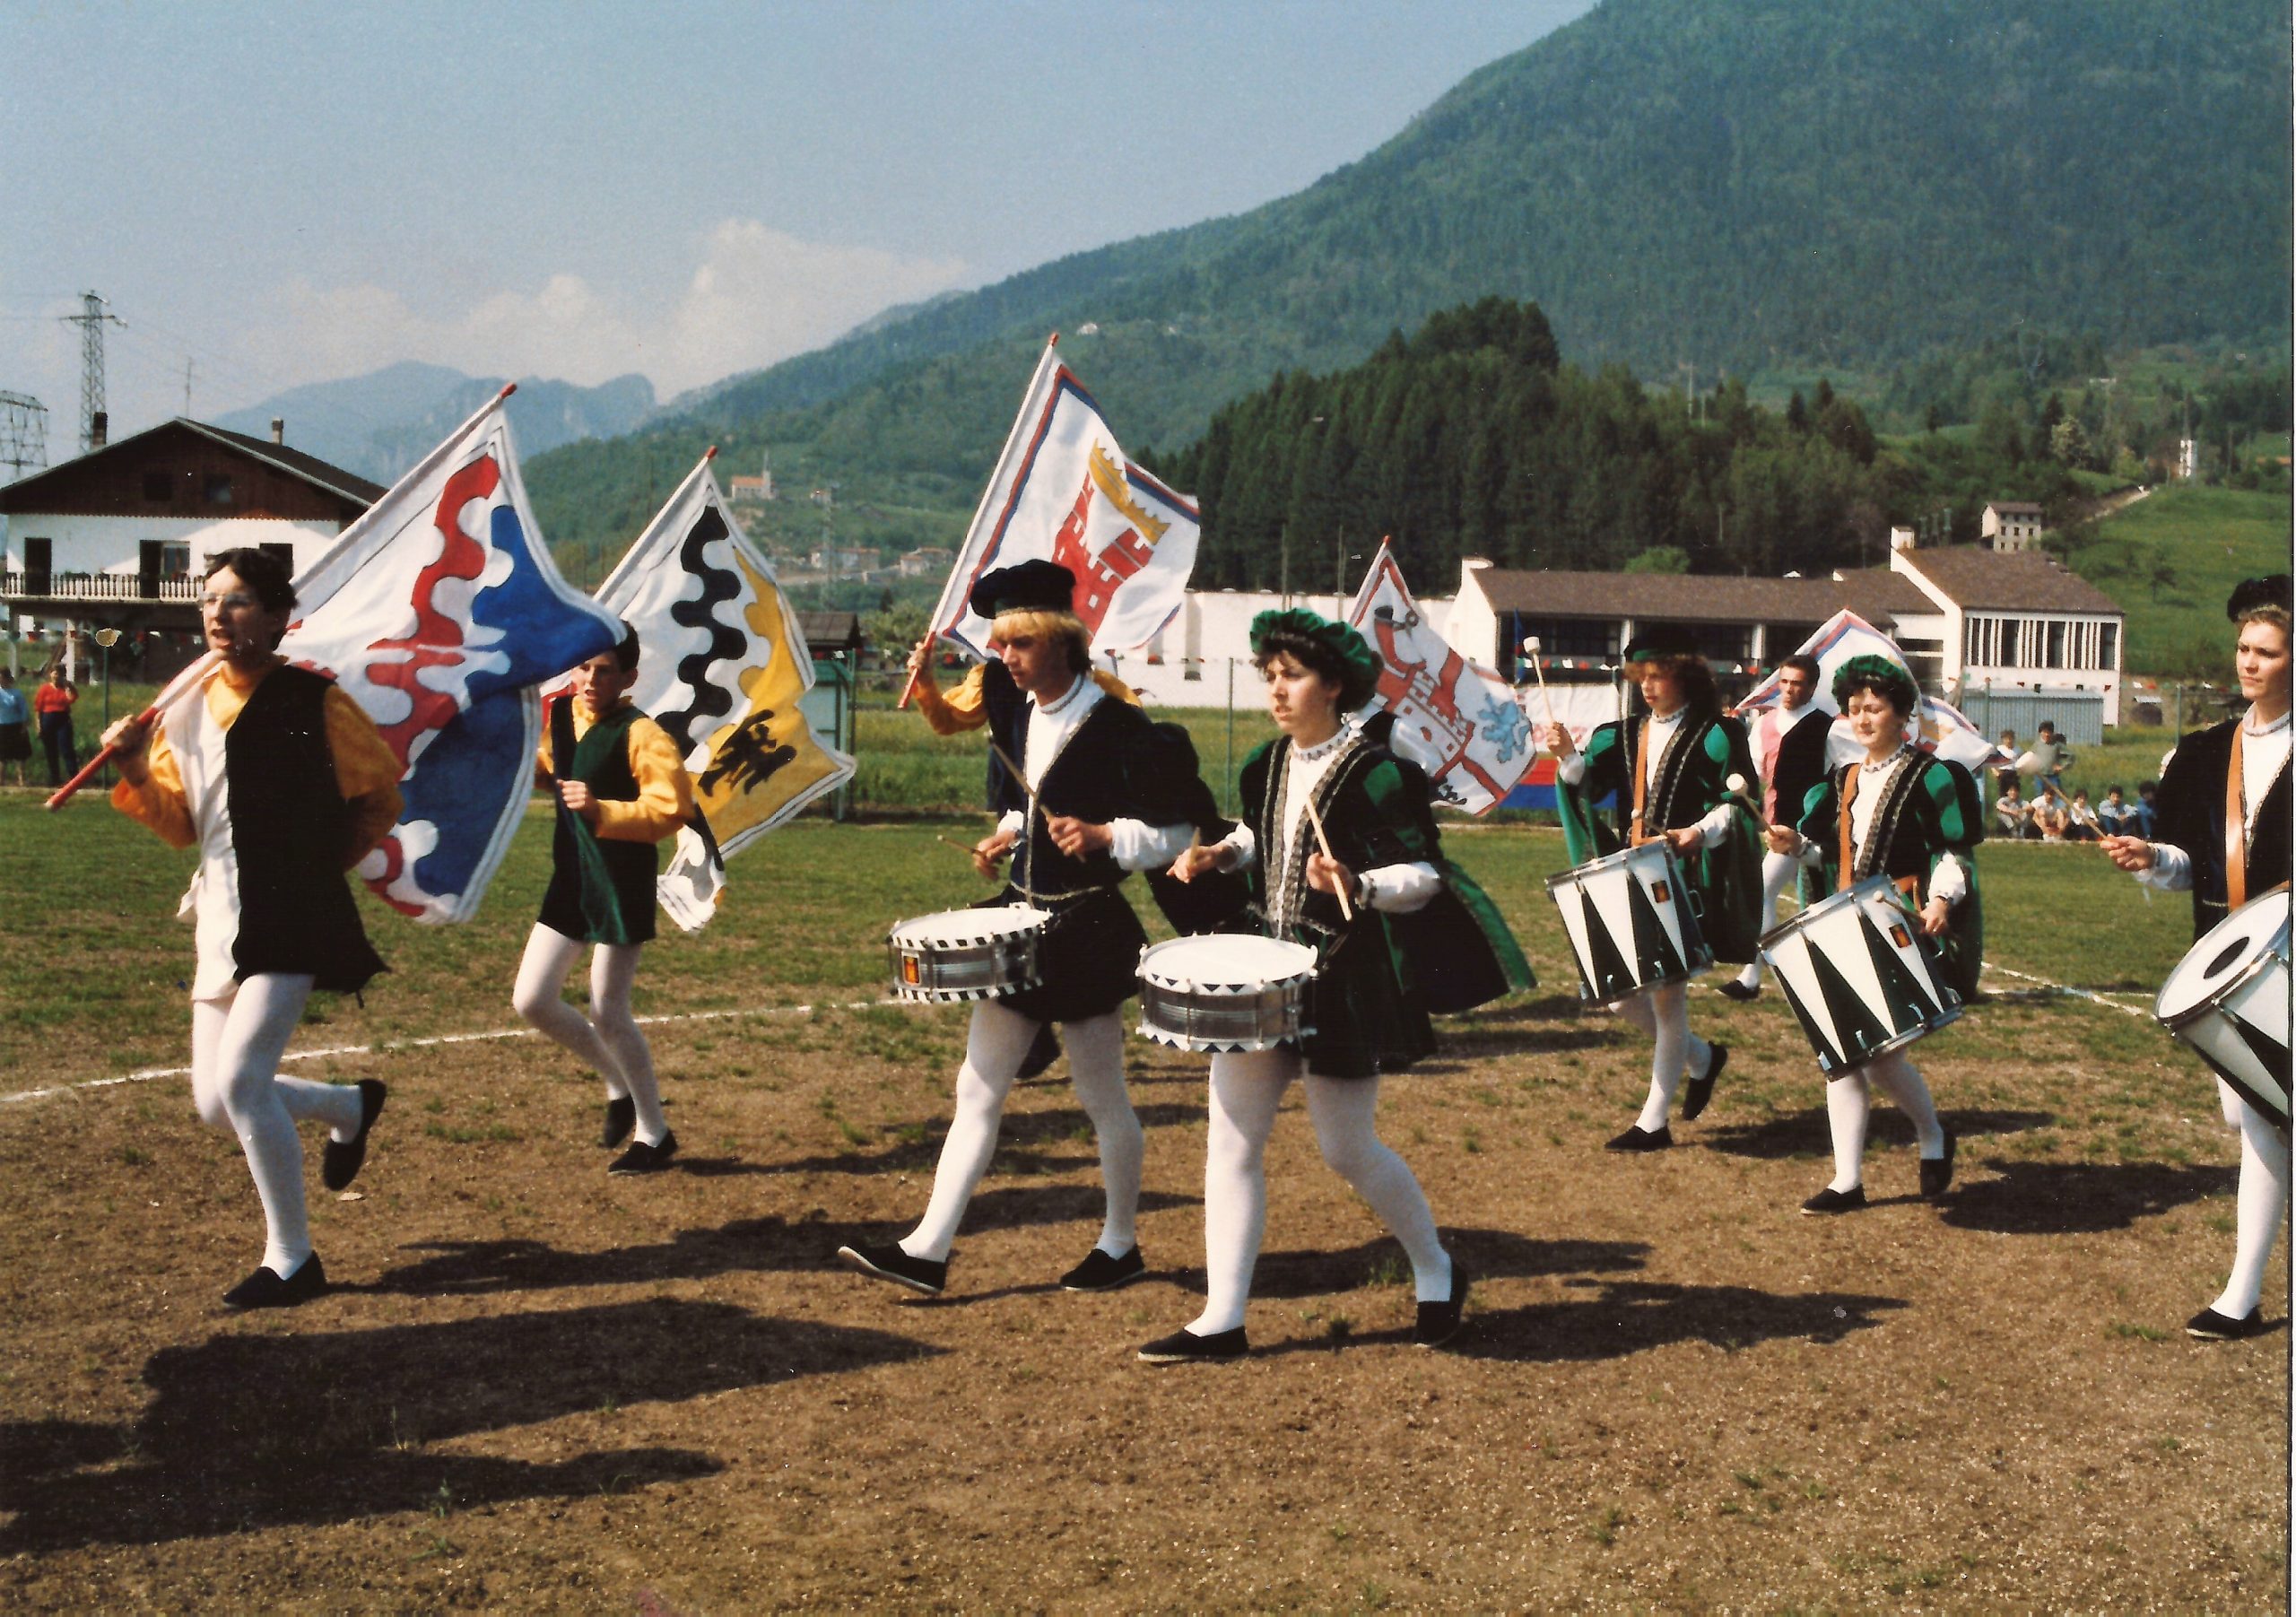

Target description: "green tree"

left=1623, top=545, right=1692, bottom=574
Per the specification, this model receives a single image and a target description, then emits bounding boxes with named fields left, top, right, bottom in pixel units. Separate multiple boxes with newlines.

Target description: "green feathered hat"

left=1249, top=607, right=1383, bottom=710
left=1831, top=652, right=1919, bottom=716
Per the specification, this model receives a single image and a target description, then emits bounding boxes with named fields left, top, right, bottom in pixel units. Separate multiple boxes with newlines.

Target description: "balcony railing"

left=0, top=570, right=199, bottom=602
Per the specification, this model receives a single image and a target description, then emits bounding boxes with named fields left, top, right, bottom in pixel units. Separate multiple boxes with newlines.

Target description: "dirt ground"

left=1, top=981, right=2287, bottom=1613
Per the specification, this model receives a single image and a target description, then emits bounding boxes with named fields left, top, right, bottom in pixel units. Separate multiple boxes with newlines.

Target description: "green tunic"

left=1555, top=709, right=1765, bottom=963
left=1792, top=751, right=1987, bottom=1001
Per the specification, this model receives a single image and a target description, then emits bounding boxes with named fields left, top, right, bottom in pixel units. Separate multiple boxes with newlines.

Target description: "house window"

left=143, top=471, right=173, bottom=502
left=161, top=543, right=190, bottom=578
left=204, top=474, right=233, bottom=506
left=2046, top=621, right=2067, bottom=669
left=2099, top=622, right=2118, bottom=670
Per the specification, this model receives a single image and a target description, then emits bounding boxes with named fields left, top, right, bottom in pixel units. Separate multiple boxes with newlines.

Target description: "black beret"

left=2227, top=574, right=2292, bottom=621
left=970, top=559, right=1077, bottom=621
left=1624, top=623, right=1700, bottom=663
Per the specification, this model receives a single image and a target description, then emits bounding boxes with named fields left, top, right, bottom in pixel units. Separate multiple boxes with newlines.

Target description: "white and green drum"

left=2155, top=885, right=2291, bottom=1132
left=1760, top=875, right=1963, bottom=1075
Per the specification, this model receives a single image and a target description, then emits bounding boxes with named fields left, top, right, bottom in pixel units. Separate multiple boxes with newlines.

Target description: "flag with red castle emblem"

left=926, top=337, right=1200, bottom=663
left=1346, top=540, right=1535, bottom=815
left=278, top=388, right=625, bottom=924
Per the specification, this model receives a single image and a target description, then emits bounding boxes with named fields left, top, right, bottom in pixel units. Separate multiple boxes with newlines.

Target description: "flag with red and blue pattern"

left=280, top=389, right=623, bottom=923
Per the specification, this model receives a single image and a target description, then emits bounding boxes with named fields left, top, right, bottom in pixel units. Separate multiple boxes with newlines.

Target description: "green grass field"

left=2073, top=483, right=2292, bottom=677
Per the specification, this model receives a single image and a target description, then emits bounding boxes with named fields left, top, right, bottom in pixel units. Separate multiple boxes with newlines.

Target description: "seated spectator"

left=2097, top=785, right=2133, bottom=837
left=1994, top=779, right=2035, bottom=839
left=2031, top=791, right=2070, bottom=842
left=2128, top=779, right=2160, bottom=840
left=2064, top=789, right=2102, bottom=841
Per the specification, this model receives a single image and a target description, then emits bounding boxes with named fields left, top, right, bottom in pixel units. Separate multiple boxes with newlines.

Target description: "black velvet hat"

left=2227, top=574, right=2292, bottom=620
left=970, top=559, right=1077, bottom=621
left=1623, top=622, right=1700, bottom=663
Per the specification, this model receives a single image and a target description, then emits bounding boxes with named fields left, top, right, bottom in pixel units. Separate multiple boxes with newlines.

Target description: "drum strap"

left=2226, top=723, right=2248, bottom=908
left=1836, top=766, right=1859, bottom=893
left=1630, top=719, right=1654, bottom=844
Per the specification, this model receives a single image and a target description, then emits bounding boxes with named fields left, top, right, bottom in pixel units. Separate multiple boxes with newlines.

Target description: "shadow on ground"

left=1941, top=1158, right=2238, bottom=1234
left=1448, top=1278, right=1908, bottom=1363
left=1703, top=1107, right=2056, bottom=1161
left=0, top=1300, right=935, bottom=1552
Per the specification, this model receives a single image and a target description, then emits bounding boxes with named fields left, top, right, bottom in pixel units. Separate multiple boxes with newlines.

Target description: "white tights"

left=1615, top=983, right=1713, bottom=1132
left=1822, top=1048, right=1946, bottom=1192
left=1735, top=848, right=1803, bottom=989
left=512, top=924, right=666, bottom=1145
left=190, top=973, right=362, bottom=1275
left=901, top=1003, right=1141, bottom=1263
left=2213, top=1085, right=2291, bottom=1320
left=1190, top=1048, right=1451, bottom=1337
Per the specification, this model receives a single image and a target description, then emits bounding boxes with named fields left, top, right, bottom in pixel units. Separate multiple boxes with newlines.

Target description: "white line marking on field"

left=1, top=996, right=917, bottom=1107
left=1979, top=962, right=2152, bottom=1019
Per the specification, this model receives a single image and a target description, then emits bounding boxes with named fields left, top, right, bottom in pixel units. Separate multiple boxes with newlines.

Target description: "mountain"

left=216, top=362, right=656, bottom=482
left=527, top=0, right=2290, bottom=561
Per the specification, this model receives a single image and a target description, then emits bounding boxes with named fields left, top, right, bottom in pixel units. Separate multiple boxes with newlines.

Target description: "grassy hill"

left=2063, top=484, right=2293, bottom=678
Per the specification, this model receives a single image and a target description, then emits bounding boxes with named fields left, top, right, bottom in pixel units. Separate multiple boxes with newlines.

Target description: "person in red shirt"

left=33, top=664, right=79, bottom=787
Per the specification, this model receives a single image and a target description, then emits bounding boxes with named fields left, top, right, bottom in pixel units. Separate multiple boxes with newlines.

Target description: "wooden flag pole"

left=45, top=651, right=222, bottom=811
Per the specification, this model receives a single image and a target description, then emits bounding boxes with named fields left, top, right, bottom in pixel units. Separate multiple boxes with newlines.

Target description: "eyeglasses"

left=199, top=593, right=260, bottom=612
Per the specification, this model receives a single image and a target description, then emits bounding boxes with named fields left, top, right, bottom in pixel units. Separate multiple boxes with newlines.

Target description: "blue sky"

left=1, top=0, right=1594, bottom=440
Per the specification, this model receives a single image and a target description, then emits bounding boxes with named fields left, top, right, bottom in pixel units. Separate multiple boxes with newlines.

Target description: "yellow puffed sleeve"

left=913, top=661, right=989, bottom=735
left=110, top=727, right=196, bottom=848
left=593, top=713, right=695, bottom=844
left=322, top=684, right=405, bottom=866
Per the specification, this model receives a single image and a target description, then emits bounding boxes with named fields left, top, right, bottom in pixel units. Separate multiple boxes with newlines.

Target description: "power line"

left=61, top=291, right=123, bottom=451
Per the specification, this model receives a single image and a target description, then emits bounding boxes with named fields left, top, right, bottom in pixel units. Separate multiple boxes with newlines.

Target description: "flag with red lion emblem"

left=279, top=388, right=624, bottom=923
left=926, top=336, right=1199, bottom=664
left=1345, top=540, right=1535, bottom=815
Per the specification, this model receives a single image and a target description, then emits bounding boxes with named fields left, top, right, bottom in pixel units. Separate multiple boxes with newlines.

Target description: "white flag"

left=927, top=338, right=1200, bottom=663
left=1345, top=541, right=1535, bottom=815
left=1735, top=609, right=2005, bottom=775
left=592, top=452, right=857, bottom=931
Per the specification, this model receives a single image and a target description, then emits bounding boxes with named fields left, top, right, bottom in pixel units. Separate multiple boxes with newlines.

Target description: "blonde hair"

left=990, top=608, right=1091, bottom=673
left=2237, top=604, right=2292, bottom=636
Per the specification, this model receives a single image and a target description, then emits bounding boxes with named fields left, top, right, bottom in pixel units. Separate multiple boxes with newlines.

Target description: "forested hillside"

left=528, top=0, right=2291, bottom=572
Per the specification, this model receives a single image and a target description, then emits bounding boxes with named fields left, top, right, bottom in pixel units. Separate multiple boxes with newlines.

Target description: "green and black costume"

left=539, top=698, right=662, bottom=947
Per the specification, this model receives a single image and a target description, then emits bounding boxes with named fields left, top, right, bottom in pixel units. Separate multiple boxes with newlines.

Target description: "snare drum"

left=1136, top=934, right=1319, bottom=1052
left=1544, top=841, right=1712, bottom=1004
left=2156, top=885, right=2291, bottom=1131
left=1760, top=875, right=1962, bottom=1075
left=886, top=906, right=1049, bottom=1002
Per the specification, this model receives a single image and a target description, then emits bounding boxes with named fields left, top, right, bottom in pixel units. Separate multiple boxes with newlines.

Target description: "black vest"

left=542, top=700, right=660, bottom=945
left=224, top=665, right=387, bottom=995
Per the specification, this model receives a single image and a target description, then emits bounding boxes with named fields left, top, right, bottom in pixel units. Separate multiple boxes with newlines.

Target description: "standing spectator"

left=33, top=665, right=79, bottom=787
left=2027, top=720, right=2074, bottom=795
left=2129, top=779, right=2161, bottom=839
left=2097, top=786, right=2133, bottom=837
left=2063, top=789, right=2102, bottom=841
left=0, top=668, right=30, bottom=787
left=1995, top=729, right=2022, bottom=799
left=1994, top=778, right=2034, bottom=839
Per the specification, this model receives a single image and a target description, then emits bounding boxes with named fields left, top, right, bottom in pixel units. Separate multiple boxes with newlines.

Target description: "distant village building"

left=808, top=543, right=880, bottom=577
left=1979, top=500, right=2043, bottom=552
left=2178, top=438, right=2199, bottom=481
left=727, top=451, right=776, bottom=505
left=0, top=416, right=380, bottom=674
left=898, top=546, right=953, bottom=578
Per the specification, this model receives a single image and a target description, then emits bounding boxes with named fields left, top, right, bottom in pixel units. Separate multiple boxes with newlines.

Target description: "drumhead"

left=889, top=906, right=1050, bottom=946
left=1544, top=839, right=1674, bottom=891
left=2159, top=887, right=2292, bottom=1024
left=1140, top=934, right=1318, bottom=989
left=1757, top=874, right=1901, bottom=952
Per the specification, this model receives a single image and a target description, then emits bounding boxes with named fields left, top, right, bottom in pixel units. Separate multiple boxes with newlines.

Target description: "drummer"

left=1150, top=608, right=1484, bottom=1361
left=2101, top=574, right=2291, bottom=1340
left=1765, top=655, right=1981, bottom=1212
left=1722, top=653, right=1831, bottom=1001
left=839, top=560, right=1208, bottom=1298
left=1543, top=625, right=1761, bottom=1150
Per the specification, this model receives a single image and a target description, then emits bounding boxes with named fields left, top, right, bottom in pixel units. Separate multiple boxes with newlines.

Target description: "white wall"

left=5, top=513, right=341, bottom=577
left=1102, top=587, right=1456, bottom=708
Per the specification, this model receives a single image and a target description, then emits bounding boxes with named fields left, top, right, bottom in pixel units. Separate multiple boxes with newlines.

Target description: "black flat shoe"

left=1800, top=1185, right=1867, bottom=1216
left=1918, top=1128, right=1958, bottom=1199
left=223, top=1252, right=328, bottom=1309
left=1605, top=1124, right=1673, bottom=1152
left=1717, top=980, right=1761, bottom=1002
left=1060, top=1246, right=1145, bottom=1291
left=1136, top=1325, right=1249, bottom=1364
left=1413, top=1266, right=1470, bottom=1350
left=600, top=1095, right=636, bottom=1149
left=609, top=1131, right=679, bottom=1175
left=1682, top=1043, right=1728, bottom=1122
left=839, top=1240, right=947, bottom=1296
left=321, top=1079, right=387, bottom=1191
left=2186, top=1305, right=2268, bottom=1341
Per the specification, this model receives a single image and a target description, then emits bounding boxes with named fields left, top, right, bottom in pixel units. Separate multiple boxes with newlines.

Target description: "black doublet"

left=2153, top=717, right=2293, bottom=941
left=224, top=665, right=387, bottom=995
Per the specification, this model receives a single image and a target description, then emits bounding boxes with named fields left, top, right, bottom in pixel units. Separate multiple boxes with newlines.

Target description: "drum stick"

left=986, top=738, right=1037, bottom=820
left=1299, top=790, right=1356, bottom=922
left=1723, top=772, right=1770, bottom=832
left=933, top=833, right=978, bottom=857
left=44, top=650, right=222, bottom=811
left=1520, top=634, right=1557, bottom=727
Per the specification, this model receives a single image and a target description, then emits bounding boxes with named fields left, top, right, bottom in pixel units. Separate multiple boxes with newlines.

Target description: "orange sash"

left=1629, top=718, right=1654, bottom=846
left=2226, top=722, right=2248, bottom=908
